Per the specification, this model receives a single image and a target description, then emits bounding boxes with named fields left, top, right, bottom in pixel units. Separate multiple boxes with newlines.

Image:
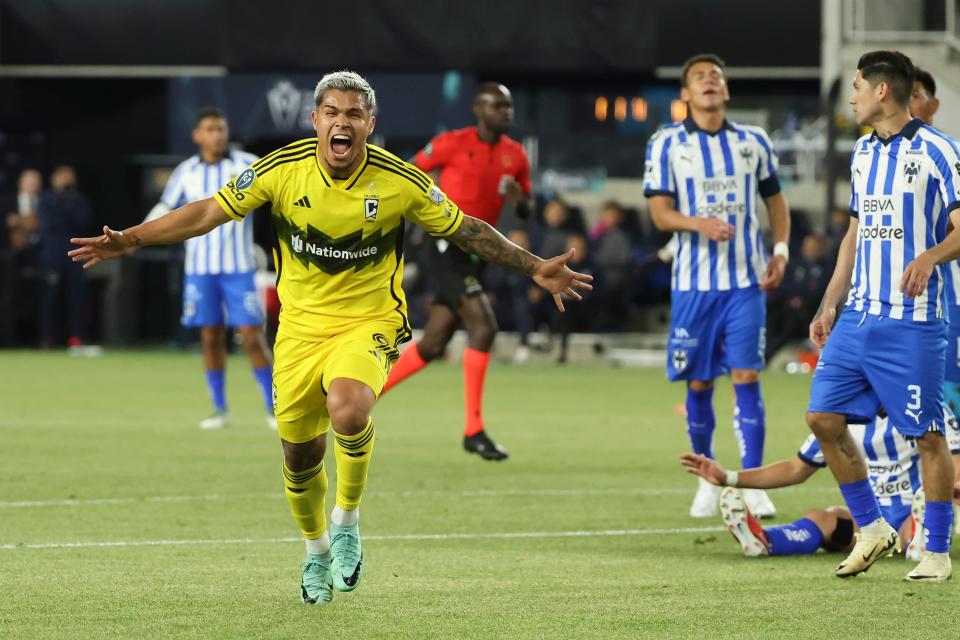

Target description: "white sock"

left=305, top=532, right=330, bottom=556
left=861, top=518, right=887, bottom=534
left=331, top=506, right=359, bottom=526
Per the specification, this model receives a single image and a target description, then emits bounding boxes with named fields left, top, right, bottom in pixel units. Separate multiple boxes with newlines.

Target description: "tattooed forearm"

left=128, top=234, right=143, bottom=247
left=449, top=216, right=540, bottom=275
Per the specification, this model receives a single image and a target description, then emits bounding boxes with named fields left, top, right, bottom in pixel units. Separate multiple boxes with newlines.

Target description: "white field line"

left=0, top=485, right=840, bottom=509
left=0, top=526, right=726, bottom=551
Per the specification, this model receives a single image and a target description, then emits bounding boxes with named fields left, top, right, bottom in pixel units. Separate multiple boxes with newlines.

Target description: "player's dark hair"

left=857, top=50, right=915, bottom=106
left=914, top=67, right=936, bottom=97
left=195, top=106, right=226, bottom=126
left=681, top=53, right=726, bottom=87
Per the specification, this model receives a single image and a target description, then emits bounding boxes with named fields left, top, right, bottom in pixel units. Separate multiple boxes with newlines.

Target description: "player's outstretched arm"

left=680, top=453, right=817, bottom=489
left=69, top=197, right=230, bottom=269
left=448, top=215, right=593, bottom=312
left=809, top=217, right=858, bottom=348
left=648, top=195, right=734, bottom=241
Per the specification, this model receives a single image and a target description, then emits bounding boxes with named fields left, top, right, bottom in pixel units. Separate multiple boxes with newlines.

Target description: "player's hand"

left=501, top=177, right=525, bottom=203
left=760, top=255, right=787, bottom=291
left=679, top=453, right=727, bottom=486
left=68, top=226, right=131, bottom=269
left=532, top=248, right=593, bottom=312
left=808, top=307, right=836, bottom=349
left=696, top=217, right=735, bottom=242
left=900, top=252, right=935, bottom=299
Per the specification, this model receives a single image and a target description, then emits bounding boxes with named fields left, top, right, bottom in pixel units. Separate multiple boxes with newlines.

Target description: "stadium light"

left=631, top=97, right=648, bottom=122
left=614, top=97, right=627, bottom=122
left=670, top=99, right=687, bottom=122
left=594, top=96, right=608, bottom=121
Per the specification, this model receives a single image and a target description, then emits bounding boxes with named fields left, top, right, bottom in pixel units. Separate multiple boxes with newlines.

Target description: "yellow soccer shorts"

left=272, top=320, right=406, bottom=443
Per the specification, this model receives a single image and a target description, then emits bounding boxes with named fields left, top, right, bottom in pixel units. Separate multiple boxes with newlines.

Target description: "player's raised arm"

left=68, top=197, right=229, bottom=269
left=448, top=214, right=593, bottom=312
left=809, top=217, right=859, bottom=347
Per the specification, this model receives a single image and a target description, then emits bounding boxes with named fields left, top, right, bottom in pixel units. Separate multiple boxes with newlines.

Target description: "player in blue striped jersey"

left=910, top=69, right=960, bottom=415
left=680, top=405, right=960, bottom=558
left=807, top=51, right=960, bottom=582
left=145, top=107, right=275, bottom=430
left=643, top=54, right=791, bottom=520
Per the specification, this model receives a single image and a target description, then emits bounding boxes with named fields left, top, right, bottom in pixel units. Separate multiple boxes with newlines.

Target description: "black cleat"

left=464, top=430, right=509, bottom=461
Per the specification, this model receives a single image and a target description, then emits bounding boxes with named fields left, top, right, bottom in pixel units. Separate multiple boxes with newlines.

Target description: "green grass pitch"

left=0, top=351, right=955, bottom=639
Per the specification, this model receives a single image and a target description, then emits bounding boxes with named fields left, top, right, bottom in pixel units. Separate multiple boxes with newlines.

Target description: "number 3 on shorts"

left=907, top=384, right=922, bottom=411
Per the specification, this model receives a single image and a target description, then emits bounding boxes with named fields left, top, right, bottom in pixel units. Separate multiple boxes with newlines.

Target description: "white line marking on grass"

left=0, top=526, right=726, bottom=551
left=0, top=486, right=840, bottom=509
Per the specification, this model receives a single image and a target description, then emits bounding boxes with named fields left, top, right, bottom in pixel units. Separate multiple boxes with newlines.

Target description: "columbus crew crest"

left=364, top=194, right=379, bottom=222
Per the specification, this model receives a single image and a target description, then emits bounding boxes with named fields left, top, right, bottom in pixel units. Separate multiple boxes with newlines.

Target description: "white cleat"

left=690, top=477, right=722, bottom=518
left=905, top=551, right=952, bottom=582
left=266, top=414, right=278, bottom=431
left=200, top=411, right=229, bottom=430
left=720, top=487, right=769, bottom=557
left=835, top=520, right=900, bottom=578
left=905, top=487, right=926, bottom=562
left=742, top=488, right=776, bottom=519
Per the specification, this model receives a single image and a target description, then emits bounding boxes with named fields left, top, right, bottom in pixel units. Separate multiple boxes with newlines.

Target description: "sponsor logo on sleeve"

left=429, top=185, right=446, bottom=205
left=236, top=168, right=256, bottom=191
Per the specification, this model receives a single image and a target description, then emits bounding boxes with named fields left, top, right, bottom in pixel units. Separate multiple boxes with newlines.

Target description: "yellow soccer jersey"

left=214, top=139, right=464, bottom=342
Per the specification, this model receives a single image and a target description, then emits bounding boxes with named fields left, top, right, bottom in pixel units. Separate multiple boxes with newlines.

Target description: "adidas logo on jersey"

left=294, top=196, right=312, bottom=208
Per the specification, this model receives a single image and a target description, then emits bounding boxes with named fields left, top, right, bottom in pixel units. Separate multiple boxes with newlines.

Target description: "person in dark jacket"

left=38, top=165, right=91, bottom=347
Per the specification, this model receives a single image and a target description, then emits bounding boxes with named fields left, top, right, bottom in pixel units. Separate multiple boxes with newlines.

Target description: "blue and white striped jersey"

left=797, top=404, right=960, bottom=506
left=643, top=118, right=781, bottom=292
left=940, top=259, right=960, bottom=309
left=160, top=150, right=259, bottom=275
left=846, top=119, right=960, bottom=321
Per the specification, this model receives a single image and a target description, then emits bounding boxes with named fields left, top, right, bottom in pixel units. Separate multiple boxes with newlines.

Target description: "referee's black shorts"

left=425, top=237, right=486, bottom=309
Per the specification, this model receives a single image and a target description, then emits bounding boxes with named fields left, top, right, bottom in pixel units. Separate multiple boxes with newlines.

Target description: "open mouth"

left=330, top=134, right=352, bottom=158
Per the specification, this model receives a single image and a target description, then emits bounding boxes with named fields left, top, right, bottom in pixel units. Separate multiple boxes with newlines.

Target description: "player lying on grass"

left=680, top=405, right=960, bottom=559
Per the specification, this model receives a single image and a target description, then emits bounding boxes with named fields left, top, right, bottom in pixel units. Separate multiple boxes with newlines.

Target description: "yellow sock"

left=283, top=460, right=328, bottom=539
left=333, top=418, right=375, bottom=511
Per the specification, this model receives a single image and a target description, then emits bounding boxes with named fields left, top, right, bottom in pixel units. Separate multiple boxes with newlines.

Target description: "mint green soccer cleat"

left=300, top=553, right=333, bottom=605
left=330, top=523, right=364, bottom=592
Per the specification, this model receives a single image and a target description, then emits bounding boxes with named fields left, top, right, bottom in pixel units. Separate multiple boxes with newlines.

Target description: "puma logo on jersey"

left=905, top=408, right=923, bottom=424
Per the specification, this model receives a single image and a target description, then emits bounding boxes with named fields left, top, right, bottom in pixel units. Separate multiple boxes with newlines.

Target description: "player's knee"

left=200, top=327, right=224, bottom=349
left=469, top=322, right=497, bottom=351
left=236, top=326, right=265, bottom=351
left=731, top=369, right=759, bottom=385
left=806, top=412, right=843, bottom=438
left=281, top=437, right=326, bottom=471
left=326, top=394, right=370, bottom=435
left=416, top=339, right=446, bottom=362
left=688, top=380, right=714, bottom=392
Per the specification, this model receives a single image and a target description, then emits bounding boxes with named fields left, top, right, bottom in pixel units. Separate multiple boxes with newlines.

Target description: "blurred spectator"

left=5, top=169, right=42, bottom=253
left=539, top=198, right=573, bottom=259
left=591, top=200, right=633, bottom=331
left=37, top=165, right=91, bottom=348
left=554, top=234, right=595, bottom=363
left=487, top=228, right=539, bottom=363
left=765, top=232, right=830, bottom=360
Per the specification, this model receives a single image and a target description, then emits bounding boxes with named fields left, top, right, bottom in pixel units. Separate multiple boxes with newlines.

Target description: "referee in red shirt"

left=381, top=82, right=533, bottom=460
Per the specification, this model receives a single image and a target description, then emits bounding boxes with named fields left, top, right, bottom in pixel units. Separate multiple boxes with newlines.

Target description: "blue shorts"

left=182, top=272, right=263, bottom=328
left=667, top=287, right=765, bottom=382
left=946, top=305, right=960, bottom=383
left=880, top=502, right=912, bottom=531
left=808, top=310, right=947, bottom=438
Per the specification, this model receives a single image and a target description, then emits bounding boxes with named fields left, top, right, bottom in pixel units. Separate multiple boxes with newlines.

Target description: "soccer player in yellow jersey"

left=69, top=71, right=592, bottom=605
